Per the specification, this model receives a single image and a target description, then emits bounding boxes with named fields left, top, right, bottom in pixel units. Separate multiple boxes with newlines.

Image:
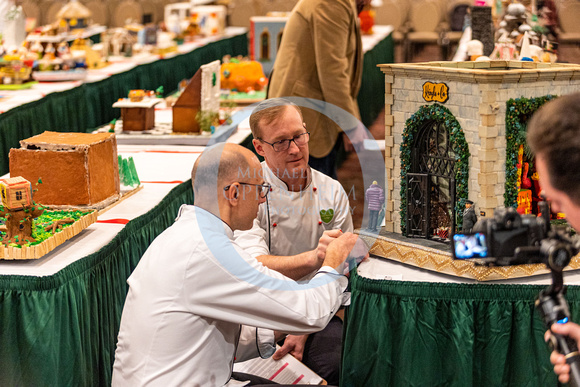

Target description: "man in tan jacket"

left=268, top=0, right=367, bottom=179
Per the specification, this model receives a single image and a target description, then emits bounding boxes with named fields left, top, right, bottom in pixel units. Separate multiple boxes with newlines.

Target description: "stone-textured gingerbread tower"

left=379, top=60, right=580, bottom=235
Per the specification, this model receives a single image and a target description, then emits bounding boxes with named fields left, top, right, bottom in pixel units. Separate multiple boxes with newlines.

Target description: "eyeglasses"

left=258, top=132, right=310, bottom=152
left=224, top=182, right=271, bottom=198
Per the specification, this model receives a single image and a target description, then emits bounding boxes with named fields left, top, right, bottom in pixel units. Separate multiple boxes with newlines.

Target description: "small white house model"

left=164, top=2, right=191, bottom=34
left=191, top=5, right=226, bottom=36
left=201, top=59, right=221, bottom=114
left=102, top=28, right=136, bottom=57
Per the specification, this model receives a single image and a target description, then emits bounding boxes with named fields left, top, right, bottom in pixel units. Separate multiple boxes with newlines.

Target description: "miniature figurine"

left=462, top=199, right=477, bottom=233
left=365, top=181, right=384, bottom=232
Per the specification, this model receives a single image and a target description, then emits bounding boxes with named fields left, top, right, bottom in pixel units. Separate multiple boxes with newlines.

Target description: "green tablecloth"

left=0, top=33, right=248, bottom=176
left=341, top=271, right=578, bottom=386
left=358, top=32, right=394, bottom=128
left=0, top=181, right=194, bottom=386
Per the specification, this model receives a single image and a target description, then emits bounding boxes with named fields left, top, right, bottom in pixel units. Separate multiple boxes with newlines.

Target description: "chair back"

left=409, top=0, right=442, bottom=32
left=85, top=1, right=108, bottom=26
left=559, top=1, right=580, bottom=33
left=374, top=0, right=407, bottom=30
left=111, top=0, right=143, bottom=28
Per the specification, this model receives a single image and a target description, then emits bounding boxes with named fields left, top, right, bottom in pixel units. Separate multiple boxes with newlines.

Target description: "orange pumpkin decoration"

left=220, top=61, right=268, bottom=93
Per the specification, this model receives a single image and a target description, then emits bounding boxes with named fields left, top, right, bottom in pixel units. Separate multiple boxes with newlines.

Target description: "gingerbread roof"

left=56, top=0, right=92, bottom=20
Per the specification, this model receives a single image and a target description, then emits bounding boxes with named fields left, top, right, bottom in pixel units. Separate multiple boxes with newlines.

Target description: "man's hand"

left=343, top=237, right=370, bottom=276
left=322, top=232, right=359, bottom=269
left=273, top=334, right=309, bottom=361
left=273, top=331, right=287, bottom=343
left=315, top=229, right=343, bottom=263
left=545, top=322, right=580, bottom=384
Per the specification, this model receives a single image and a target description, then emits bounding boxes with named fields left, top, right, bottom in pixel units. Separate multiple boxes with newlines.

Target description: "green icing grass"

left=0, top=209, right=95, bottom=248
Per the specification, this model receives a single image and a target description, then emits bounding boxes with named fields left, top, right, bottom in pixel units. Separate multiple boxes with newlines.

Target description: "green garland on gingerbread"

left=504, top=95, right=556, bottom=208
left=399, top=104, right=470, bottom=234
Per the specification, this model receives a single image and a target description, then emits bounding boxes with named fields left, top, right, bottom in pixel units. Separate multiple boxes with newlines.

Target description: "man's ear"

left=224, top=183, right=240, bottom=206
left=253, top=139, right=266, bottom=157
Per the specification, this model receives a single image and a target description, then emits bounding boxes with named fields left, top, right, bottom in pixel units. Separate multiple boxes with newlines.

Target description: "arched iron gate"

left=406, top=119, right=456, bottom=240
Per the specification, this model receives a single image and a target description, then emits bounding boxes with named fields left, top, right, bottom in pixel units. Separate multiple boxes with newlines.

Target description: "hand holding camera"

left=546, top=322, right=580, bottom=386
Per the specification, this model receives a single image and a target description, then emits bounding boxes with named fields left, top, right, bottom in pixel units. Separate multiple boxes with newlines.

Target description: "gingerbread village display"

left=0, top=131, right=142, bottom=260
left=107, top=57, right=261, bottom=139
left=0, top=0, right=232, bottom=84
left=21, top=0, right=106, bottom=80
left=109, top=60, right=223, bottom=135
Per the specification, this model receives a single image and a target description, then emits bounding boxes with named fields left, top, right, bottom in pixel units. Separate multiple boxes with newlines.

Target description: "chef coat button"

left=318, top=221, right=322, bottom=225
left=273, top=223, right=277, bottom=227
left=313, top=187, right=317, bottom=192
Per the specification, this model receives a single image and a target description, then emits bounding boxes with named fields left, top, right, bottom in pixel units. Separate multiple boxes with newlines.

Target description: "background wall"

left=17, top=0, right=302, bottom=29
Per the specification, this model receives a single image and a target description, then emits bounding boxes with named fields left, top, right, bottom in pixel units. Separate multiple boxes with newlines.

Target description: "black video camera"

left=452, top=202, right=579, bottom=268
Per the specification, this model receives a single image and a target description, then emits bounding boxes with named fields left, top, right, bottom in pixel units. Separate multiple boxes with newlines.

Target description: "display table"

left=0, top=25, right=395, bottom=386
left=341, top=251, right=580, bottom=386
left=358, top=26, right=394, bottom=127
left=0, top=27, right=249, bottom=176
left=0, top=129, right=250, bottom=385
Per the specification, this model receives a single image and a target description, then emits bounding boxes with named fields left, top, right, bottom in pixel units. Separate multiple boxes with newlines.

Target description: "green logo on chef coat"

left=320, top=208, right=334, bottom=224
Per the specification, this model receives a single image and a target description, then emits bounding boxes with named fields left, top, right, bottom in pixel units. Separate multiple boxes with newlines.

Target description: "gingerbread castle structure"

left=379, top=60, right=580, bottom=239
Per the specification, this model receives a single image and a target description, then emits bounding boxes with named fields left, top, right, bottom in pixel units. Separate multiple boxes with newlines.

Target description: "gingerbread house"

left=191, top=5, right=226, bottom=36
left=9, top=131, right=120, bottom=208
left=250, top=16, right=288, bottom=76
left=56, top=0, right=92, bottom=31
left=172, top=60, right=221, bottom=133
left=379, top=60, right=580, bottom=240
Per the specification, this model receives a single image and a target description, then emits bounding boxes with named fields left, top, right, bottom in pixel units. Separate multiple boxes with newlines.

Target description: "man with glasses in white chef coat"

left=234, top=98, right=354, bottom=385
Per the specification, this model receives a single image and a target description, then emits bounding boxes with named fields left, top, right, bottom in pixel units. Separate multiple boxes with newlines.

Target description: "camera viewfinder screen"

left=453, top=233, right=488, bottom=259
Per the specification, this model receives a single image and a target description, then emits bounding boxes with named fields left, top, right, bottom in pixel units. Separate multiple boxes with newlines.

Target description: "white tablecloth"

left=359, top=254, right=580, bottom=286
left=0, top=122, right=251, bottom=277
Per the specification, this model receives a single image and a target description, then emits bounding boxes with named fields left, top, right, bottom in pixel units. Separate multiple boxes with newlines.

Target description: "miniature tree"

left=0, top=204, right=44, bottom=245
left=0, top=177, right=44, bottom=246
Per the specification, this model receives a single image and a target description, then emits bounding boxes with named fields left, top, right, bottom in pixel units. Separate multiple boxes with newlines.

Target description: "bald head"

left=191, top=143, right=261, bottom=209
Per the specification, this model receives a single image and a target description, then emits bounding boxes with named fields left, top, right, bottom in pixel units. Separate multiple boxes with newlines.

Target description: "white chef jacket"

left=234, top=162, right=353, bottom=259
left=112, top=205, right=348, bottom=387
